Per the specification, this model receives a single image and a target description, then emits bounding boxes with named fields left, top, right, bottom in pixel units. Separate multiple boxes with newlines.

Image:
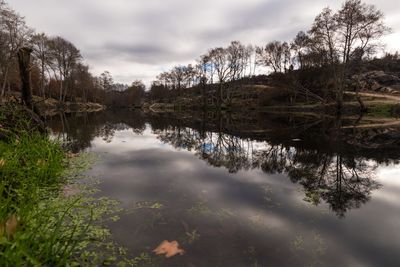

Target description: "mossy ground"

left=367, top=103, right=394, bottom=117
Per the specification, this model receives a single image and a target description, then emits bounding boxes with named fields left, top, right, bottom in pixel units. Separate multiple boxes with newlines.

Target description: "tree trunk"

left=201, top=78, right=207, bottom=109
left=1, top=67, right=9, bottom=99
left=17, top=47, right=45, bottom=131
left=355, top=82, right=367, bottom=114
left=218, top=82, right=223, bottom=108
left=17, top=47, right=34, bottom=109
left=41, top=59, right=45, bottom=98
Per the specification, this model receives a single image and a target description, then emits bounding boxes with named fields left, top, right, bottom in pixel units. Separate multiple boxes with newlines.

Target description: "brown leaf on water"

left=5, top=214, right=18, bottom=239
left=62, top=185, right=80, bottom=198
left=153, top=240, right=185, bottom=258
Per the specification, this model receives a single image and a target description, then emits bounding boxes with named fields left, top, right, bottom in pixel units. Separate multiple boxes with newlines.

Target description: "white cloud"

left=7, top=0, right=400, bottom=86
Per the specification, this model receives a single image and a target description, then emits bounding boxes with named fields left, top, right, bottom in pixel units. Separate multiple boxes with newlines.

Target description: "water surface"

left=47, top=111, right=400, bottom=267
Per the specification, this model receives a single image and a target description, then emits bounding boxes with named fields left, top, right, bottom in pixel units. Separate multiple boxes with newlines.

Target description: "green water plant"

left=0, top=105, right=155, bottom=266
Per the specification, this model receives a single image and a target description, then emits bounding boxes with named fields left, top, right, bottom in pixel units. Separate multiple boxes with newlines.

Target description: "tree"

left=149, top=81, right=169, bottom=102
left=171, top=66, right=186, bottom=96
left=336, top=0, right=389, bottom=111
left=337, top=0, right=389, bottom=64
left=99, top=71, right=113, bottom=92
left=291, top=31, right=310, bottom=69
left=197, top=55, right=212, bottom=107
left=71, top=63, right=93, bottom=102
left=126, top=80, right=146, bottom=106
left=0, top=1, right=32, bottom=99
left=48, top=36, right=82, bottom=101
left=17, top=47, right=33, bottom=108
left=209, top=47, right=232, bottom=106
left=309, top=7, right=338, bottom=66
left=258, top=41, right=290, bottom=73
left=226, top=41, right=246, bottom=81
left=31, top=33, right=52, bottom=98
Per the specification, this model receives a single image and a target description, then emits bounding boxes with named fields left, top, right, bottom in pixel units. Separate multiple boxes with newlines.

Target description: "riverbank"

left=144, top=89, right=400, bottom=118
left=0, top=105, right=148, bottom=266
left=144, top=68, right=400, bottom=116
left=1, top=92, right=106, bottom=116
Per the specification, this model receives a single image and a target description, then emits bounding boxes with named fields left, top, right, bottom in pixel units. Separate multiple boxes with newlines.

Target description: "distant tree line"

left=1, top=0, right=394, bottom=111
left=149, top=0, right=391, bottom=111
left=0, top=0, right=145, bottom=107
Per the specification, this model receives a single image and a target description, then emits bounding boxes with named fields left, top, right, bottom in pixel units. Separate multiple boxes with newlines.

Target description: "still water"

left=47, top=111, right=400, bottom=267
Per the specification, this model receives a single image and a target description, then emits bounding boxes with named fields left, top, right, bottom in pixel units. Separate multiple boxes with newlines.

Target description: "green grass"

left=367, top=104, right=393, bottom=117
left=0, top=105, right=156, bottom=266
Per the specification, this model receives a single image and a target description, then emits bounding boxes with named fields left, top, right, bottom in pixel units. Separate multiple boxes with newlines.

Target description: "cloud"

left=7, top=0, right=400, bottom=86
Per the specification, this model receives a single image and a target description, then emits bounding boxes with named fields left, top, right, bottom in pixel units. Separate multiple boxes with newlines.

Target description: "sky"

left=7, top=0, right=400, bottom=86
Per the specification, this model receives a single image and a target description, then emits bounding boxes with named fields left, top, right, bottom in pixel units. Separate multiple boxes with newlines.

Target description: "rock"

left=389, top=84, right=400, bottom=92
left=365, top=71, right=400, bottom=86
left=370, top=81, right=382, bottom=91
left=380, top=87, right=394, bottom=93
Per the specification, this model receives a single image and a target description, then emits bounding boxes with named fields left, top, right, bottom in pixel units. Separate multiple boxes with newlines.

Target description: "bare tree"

left=209, top=47, right=232, bottom=106
left=48, top=36, right=82, bottom=101
left=291, top=31, right=310, bottom=69
left=309, top=7, right=338, bottom=66
left=99, top=71, right=114, bottom=92
left=17, top=47, right=33, bottom=108
left=31, top=33, right=52, bottom=98
left=337, top=0, right=389, bottom=63
left=127, top=80, right=146, bottom=106
left=0, top=1, right=32, bottom=99
left=258, top=41, right=289, bottom=73
left=171, top=66, right=186, bottom=96
left=227, top=41, right=246, bottom=81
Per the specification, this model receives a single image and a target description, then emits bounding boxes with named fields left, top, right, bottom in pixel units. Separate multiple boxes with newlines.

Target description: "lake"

left=46, top=110, right=400, bottom=267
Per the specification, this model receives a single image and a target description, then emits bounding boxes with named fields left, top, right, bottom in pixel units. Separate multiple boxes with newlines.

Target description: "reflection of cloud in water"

left=86, top=128, right=400, bottom=266
left=92, top=129, right=171, bottom=152
left=374, top=164, right=400, bottom=204
left=50, top=111, right=400, bottom=266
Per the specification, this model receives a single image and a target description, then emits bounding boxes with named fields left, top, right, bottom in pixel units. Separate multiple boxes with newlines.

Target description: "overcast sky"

left=8, top=0, right=400, bottom=86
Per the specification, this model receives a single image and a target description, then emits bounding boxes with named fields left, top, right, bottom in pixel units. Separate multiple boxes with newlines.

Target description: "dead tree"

left=17, top=47, right=46, bottom=132
left=17, top=47, right=34, bottom=108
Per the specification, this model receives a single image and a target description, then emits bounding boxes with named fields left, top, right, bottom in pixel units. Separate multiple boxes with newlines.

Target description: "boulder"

left=370, top=81, right=382, bottom=91
left=389, top=84, right=400, bottom=92
left=365, top=71, right=400, bottom=86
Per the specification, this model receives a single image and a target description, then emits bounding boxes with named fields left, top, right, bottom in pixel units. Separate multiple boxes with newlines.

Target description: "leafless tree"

left=209, top=47, right=232, bottom=106
left=337, top=0, right=390, bottom=63
left=310, top=7, right=338, bottom=66
left=257, top=41, right=290, bottom=73
left=31, top=33, right=52, bottom=98
left=0, top=1, right=32, bottom=99
left=99, top=71, right=114, bottom=92
left=48, top=36, right=82, bottom=101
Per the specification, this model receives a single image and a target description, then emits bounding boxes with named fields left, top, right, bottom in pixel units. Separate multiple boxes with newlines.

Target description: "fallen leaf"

left=153, top=240, right=185, bottom=258
left=0, top=158, right=5, bottom=167
left=62, top=185, right=80, bottom=198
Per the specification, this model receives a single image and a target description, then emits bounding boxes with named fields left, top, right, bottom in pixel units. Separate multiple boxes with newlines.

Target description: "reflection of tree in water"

left=254, top=147, right=381, bottom=218
left=46, top=111, right=147, bottom=152
left=157, top=127, right=253, bottom=173
left=47, top=110, right=389, bottom=217
left=99, top=123, right=130, bottom=143
left=157, top=127, right=381, bottom=217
